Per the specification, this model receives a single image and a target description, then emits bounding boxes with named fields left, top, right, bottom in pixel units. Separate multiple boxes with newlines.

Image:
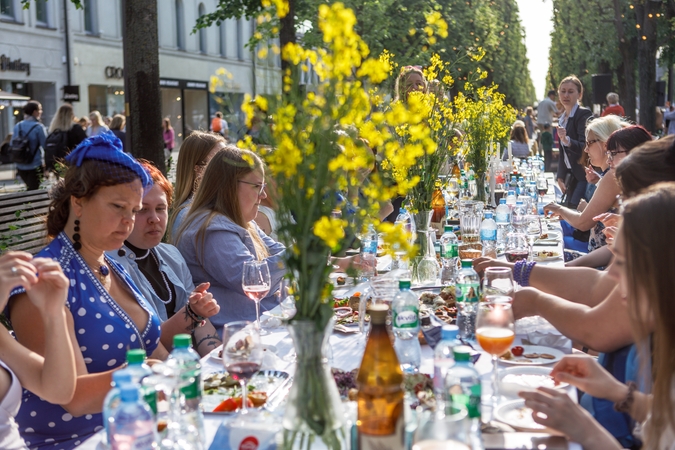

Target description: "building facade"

left=0, top=0, right=280, bottom=147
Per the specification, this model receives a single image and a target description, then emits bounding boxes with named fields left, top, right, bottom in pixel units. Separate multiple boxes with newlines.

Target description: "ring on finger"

left=11, top=266, right=18, bottom=275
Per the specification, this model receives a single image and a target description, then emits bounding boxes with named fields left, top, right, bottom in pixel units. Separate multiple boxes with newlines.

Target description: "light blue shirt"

left=11, top=116, right=46, bottom=170
left=175, top=212, right=286, bottom=329
left=108, top=243, right=195, bottom=322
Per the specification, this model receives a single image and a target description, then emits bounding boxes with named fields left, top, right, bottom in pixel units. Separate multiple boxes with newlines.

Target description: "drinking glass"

left=504, top=232, right=529, bottom=263
left=526, top=215, right=543, bottom=261
left=475, top=298, right=515, bottom=406
left=482, top=267, right=515, bottom=297
left=242, top=260, right=271, bottom=335
left=222, top=321, right=263, bottom=415
left=536, top=177, right=549, bottom=203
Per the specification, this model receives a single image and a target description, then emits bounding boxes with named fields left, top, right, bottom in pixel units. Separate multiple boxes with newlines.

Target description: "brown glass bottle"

left=357, top=304, right=405, bottom=449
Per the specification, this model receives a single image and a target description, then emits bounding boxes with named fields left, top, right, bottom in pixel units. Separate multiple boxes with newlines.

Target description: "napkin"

left=209, top=410, right=281, bottom=450
left=516, top=316, right=571, bottom=349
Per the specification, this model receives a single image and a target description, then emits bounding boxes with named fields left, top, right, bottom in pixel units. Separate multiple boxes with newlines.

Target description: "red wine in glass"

left=226, top=361, right=262, bottom=382
left=538, top=188, right=548, bottom=197
left=505, top=250, right=529, bottom=262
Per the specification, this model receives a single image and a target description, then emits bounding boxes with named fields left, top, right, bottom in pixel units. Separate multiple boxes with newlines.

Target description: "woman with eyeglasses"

left=174, top=145, right=285, bottom=328
left=543, top=116, right=632, bottom=258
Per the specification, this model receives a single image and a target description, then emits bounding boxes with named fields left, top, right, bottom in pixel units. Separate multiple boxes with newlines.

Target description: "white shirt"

left=537, top=97, right=558, bottom=125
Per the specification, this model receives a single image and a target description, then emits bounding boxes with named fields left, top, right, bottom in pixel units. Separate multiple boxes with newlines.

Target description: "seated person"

left=110, top=161, right=222, bottom=356
left=8, top=134, right=167, bottom=449
left=0, top=252, right=76, bottom=449
left=504, top=121, right=530, bottom=159
left=175, top=145, right=286, bottom=328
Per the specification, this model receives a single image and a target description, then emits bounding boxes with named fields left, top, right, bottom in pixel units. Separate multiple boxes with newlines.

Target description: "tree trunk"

left=122, top=0, right=165, bottom=172
left=279, top=0, right=296, bottom=74
left=635, top=1, right=658, bottom=133
left=613, top=0, right=637, bottom=123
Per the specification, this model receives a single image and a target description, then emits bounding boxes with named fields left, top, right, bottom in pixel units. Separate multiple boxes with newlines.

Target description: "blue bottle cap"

left=441, top=325, right=459, bottom=341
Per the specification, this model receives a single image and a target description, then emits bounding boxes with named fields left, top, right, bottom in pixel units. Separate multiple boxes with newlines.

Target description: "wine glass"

left=526, top=215, right=543, bottom=261
left=536, top=177, right=549, bottom=204
left=475, top=297, right=515, bottom=407
left=504, top=232, right=529, bottom=263
left=242, top=260, right=271, bottom=335
left=222, top=321, right=263, bottom=415
left=482, top=267, right=515, bottom=297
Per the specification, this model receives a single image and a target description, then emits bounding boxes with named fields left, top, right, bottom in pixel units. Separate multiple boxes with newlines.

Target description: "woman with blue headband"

left=7, top=133, right=166, bottom=449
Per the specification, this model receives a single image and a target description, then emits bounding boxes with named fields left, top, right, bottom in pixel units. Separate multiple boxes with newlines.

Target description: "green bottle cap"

left=126, top=349, right=146, bottom=365
left=461, top=259, right=473, bottom=268
left=399, top=279, right=411, bottom=290
left=444, top=225, right=453, bottom=232
left=453, top=345, right=472, bottom=362
left=173, top=334, right=191, bottom=348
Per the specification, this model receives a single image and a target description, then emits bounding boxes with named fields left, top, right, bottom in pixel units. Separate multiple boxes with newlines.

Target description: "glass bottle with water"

left=480, top=212, right=497, bottom=259
left=495, top=199, right=511, bottom=252
left=511, top=200, right=528, bottom=233
left=360, top=224, right=378, bottom=281
left=109, top=385, right=159, bottom=450
left=168, top=334, right=205, bottom=443
left=392, top=280, right=422, bottom=373
left=103, top=371, right=133, bottom=446
left=439, top=225, right=459, bottom=284
left=445, top=347, right=483, bottom=450
left=416, top=231, right=440, bottom=285
left=455, top=260, right=480, bottom=340
left=433, top=325, right=462, bottom=408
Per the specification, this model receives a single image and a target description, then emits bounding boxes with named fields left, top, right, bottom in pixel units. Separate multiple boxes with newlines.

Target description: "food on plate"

left=204, top=372, right=238, bottom=391
left=336, top=276, right=346, bottom=286
left=511, top=346, right=524, bottom=357
left=438, top=286, right=457, bottom=305
left=523, top=353, right=540, bottom=359
left=534, top=250, right=561, bottom=259
left=213, top=396, right=253, bottom=412
left=333, top=297, right=350, bottom=308
left=539, top=353, right=556, bottom=360
left=332, top=368, right=358, bottom=398
left=247, top=391, right=269, bottom=407
left=500, top=350, right=513, bottom=360
left=419, top=292, right=438, bottom=304
left=539, top=232, right=549, bottom=239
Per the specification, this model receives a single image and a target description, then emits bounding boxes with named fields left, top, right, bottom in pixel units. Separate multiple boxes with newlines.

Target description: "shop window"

left=161, top=88, right=183, bottom=146
left=198, top=3, right=207, bottom=54
left=236, top=18, right=243, bottom=60
left=83, top=0, right=98, bottom=35
left=184, top=89, right=208, bottom=135
left=35, top=0, right=48, bottom=26
left=88, top=85, right=124, bottom=118
left=175, top=0, right=185, bottom=50
left=0, top=0, right=15, bottom=20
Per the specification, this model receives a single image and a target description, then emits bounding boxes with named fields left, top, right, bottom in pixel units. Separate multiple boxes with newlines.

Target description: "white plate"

left=533, top=251, right=562, bottom=261
left=499, top=345, right=565, bottom=366
left=208, top=344, right=278, bottom=363
left=494, top=399, right=557, bottom=433
left=329, top=272, right=355, bottom=287
left=499, top=366, right=568, bottom=398
left=539, top=231, right=561, bottom=241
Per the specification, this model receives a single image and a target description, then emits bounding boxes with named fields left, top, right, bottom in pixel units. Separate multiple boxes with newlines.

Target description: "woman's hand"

left=519, top=387, right=609, bottom=446
left=603, top=226, right=618, bottom=244
left=584, top=166, right=600, bottom=185
left=472, top=257, right=513, bottom=275
left=557, top=127, right=570, bottom=146
left=593, top=212, right=620, bottom=229
left=543, top=202, right=563, bottom=218
left=189, top=282, right=220, bottom=318
left=0, top=251, right=38, bottom=306
left=549, top=354, right=627, bottom=402
left=24, top=258, right=69, bottom=315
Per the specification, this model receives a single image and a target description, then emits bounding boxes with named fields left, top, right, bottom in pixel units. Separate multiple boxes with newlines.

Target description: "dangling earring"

left=117, top=248, right=127, bottom=257
left=73, top=219, right=82, bottom=251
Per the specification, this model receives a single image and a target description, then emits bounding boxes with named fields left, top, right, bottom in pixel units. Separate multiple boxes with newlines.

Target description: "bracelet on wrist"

left=521, top=262, right=536, bottom=287
left=185, top=303, right=206, bottom=327
left=613, top=381, right=637, bottom=413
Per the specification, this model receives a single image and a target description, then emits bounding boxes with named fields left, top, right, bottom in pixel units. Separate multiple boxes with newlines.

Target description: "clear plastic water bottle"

left=456, top=260, right=480, bottom=340
left=394, top=207, right=416, bottom=237
left=511, top=200, right=528, bottom=233
left=103, top=371, right=133, bottom=446
left=360, top=224, right=378, bottom=281
left=109, top=385, right=159, bottom=450
left=480, top=212, right=497, bottom=259
left=168, top=334, right=205, bottom=443
left=517, top=176, right=525, bottom=196
left=433, top=325, right=462, bottom=402
left=495, top=199, right=510, bottom=253
left=505, top=189, right=517, bottom=212
left=439, top=225, right=459, bottom=285
left=392, top=279, right=422, bottom=373
left=445, top=346, right=483, bottom=450
left=124, top=349, right=157, bottom=416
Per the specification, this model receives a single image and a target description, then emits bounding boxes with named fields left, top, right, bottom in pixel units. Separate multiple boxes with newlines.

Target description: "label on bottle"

left=142, top=387, right=157, bottom=415
left=450, top=383, right=481, bottom=420
left=496, top=211, right=510, bottom=223
left=179, top=369, right=202, bottom=400
left=363, top=239, right=377, bottom=254
left=457, top=283, right=480, bottom=303
left=441, top=242, right=458, bottom=258
left=480, top=229, right=497, bottom=241
left=393, top=307, right=419, bottom=328
left=359, top=412, right=405, bottom=450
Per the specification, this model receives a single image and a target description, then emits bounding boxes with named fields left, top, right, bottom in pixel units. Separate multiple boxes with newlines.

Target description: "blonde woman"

left=168, top=131, right=227, bottom=240
left=46, top=104, right=87, bottom=172
left=175, top=145, right=285, bottom=328
left=86, top=110, right=109, bottom=137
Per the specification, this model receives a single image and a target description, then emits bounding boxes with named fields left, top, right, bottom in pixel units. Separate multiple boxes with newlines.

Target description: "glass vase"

left=282, top=319, right=348, bottom=450
left=410, top=211, right=435, bottom=285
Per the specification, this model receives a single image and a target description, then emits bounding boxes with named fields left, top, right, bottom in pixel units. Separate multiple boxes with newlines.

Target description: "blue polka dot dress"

left=8, top=232, right=162, bottom=449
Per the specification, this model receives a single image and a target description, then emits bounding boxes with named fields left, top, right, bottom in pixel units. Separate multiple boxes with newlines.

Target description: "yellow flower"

left=313, top=217, right=347, bottom=250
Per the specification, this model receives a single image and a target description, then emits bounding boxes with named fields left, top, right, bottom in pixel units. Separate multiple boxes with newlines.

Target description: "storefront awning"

left=0, top=91, right=30, bottom=108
